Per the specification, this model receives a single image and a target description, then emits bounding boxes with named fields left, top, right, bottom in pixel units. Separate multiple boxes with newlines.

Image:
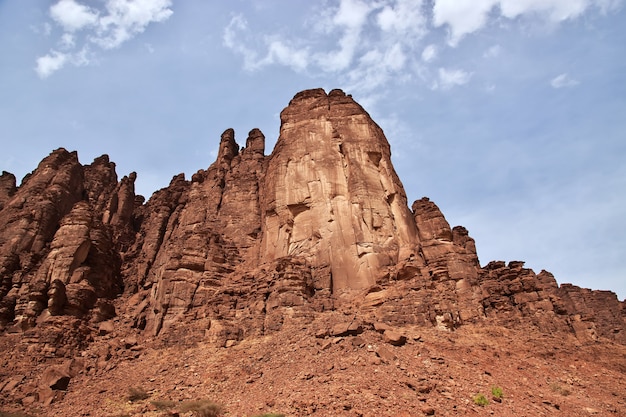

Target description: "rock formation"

left=262, top=89, right=419, bottom=292
left=0, top=151, right=128, bottom=329
left=0, top=171, right=16, bottom=212
left=0, top=89, right=624, bottom=411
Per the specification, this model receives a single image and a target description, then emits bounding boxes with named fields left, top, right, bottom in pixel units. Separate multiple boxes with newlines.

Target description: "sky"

left=1, top=0, right=624, bottom=300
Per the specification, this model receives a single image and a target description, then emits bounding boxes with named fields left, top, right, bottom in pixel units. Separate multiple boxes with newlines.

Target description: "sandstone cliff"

left=262, top=89, right=419, bottom=293
left=0, top=89, right=624, bottom=411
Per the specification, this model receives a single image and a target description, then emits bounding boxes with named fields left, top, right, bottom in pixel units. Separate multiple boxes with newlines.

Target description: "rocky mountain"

left=0, top=89, right=624, bottom=416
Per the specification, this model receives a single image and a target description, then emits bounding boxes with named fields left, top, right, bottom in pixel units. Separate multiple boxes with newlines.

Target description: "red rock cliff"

left=0, top=89, right=623, bottom=346
left=262, top=88, right=420, bottom=292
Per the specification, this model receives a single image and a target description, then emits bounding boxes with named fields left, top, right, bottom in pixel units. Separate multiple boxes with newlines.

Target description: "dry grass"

left=179, top=399, right=223, bottom=417
left=550, top=383, right=571, bottom=396
left=126, top=386, right=150, bottom=402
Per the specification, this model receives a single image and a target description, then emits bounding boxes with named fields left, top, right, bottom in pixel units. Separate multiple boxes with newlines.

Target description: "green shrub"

left=179, top=399, right=223, bottom=417
left=550, top=383, right=571, bottom=396
left=491, top=386, right=503, bottom=399
left=126, top=386, right=150, bottom=402
left=472, top=393, right=489, bottom=406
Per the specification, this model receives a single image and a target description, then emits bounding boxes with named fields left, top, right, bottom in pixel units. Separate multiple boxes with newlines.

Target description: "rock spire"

left=262, top=88, right=419, bottom=292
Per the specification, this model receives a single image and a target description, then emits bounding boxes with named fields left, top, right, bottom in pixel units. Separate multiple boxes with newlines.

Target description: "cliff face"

left=0, top=88, right=624, bottom=348
left=0, top=151, right=127, bottom=329
left=262, top=88, right=419, bottom=292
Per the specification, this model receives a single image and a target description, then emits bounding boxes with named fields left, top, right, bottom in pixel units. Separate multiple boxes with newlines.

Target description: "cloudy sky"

left=1, top=0, right=624, bottom=299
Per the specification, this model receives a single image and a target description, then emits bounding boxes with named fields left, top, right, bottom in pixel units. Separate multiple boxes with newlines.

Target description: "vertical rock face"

left=218, top=128, right=267, bottom=262
left=409, top=197, right=483, bottom=326
left=0, top=171, right=17, bottom=211
left=557, top=284, right=626, bottom=343
left=13, top=201, right=121, bottom=327
left=0, top=88, right=623, bottom=349
left=261, top=89, right=419, bottom=292
left=412, top=197, right=480, bottom=281
left=129, top=128, right=268, bottom=335
left=0, top=150, right=84, bottom=326
left=0, top=149, right=84, bottom=275
left=0, top=149, right=130, bottom=328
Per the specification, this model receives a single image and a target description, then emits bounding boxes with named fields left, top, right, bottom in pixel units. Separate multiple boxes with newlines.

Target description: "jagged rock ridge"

left=0, top=88, right=624, bottom=350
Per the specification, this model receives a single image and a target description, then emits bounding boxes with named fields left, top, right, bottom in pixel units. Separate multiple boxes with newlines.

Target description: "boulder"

left=383, top=329, right=407, bottom=346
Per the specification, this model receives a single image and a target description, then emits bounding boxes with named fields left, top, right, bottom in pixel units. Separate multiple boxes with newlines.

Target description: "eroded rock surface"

left=0, top=149, right=130, bottom=329
left=0, top=90, right=624, bottom=410
left=0, top=171, right=16, bottom=211
left=262, top=89, right=419, bottom=292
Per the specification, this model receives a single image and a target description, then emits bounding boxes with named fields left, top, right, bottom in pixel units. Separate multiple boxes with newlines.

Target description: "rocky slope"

left=0, top=89, right=624, bottom=416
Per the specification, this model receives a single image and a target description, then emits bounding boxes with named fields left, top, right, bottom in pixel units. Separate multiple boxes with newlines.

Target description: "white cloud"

left=30, top=22, right=53, bottom=36
left=220, top=0, right=619, bottom=97
left=550, top=72, right=580, bottom=88
left=35, top=51, right=68, bottom=78
left=345, top=43, right=409, bottom=92
left=377, top=0, right=427, bottom=40
left=433, top=0, right=624, bottom=46
left=334, top=0, right=373, bottom=29
left=433, top=0, right=495, bottom=46
left=314, top=0, right=375, bottom=72
left=595, top=0, right=625, bottom=12
left=483, top=44, right=501, bottom=58
left=385, top=43, right=406, bottom=70
left=60, top=33, right=75, bottom=49
left=50, top=0, right=99, bottom=32
left=224, top=0, right=428, bottom=95
left=223, top=15, right=255, bottom=65
left=72, top=46, right=91, bottom=67
left=421, top=44, right=437, bottom=62
left=35, top=46, right=93, bottom=78
left=262, top=40, right=310, bottom=72
left=314, top=30, right=360, bottom=72
left=92, top=0, right=174, bottom=49
left=434, top=67, right=473, bottom=90
left=499, top=0, right=589, bottom=21
left=37, top=0, right=173, bottom=77
left=223, top=16, right=308, bottom=73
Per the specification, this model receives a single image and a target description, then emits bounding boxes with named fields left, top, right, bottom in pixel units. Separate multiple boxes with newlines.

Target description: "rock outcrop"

left=262, top=89, right=419, bottom=292
left=0, top=171, right=16, bottom=211
left=1, top=89, right=624, bottom=412
left=0, top=88, right=624, bottom=349
left=0, top=149, right=130, bottom=329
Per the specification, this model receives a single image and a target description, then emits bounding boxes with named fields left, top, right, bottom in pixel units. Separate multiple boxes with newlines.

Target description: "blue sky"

left=1, top=0, right=624, bottom=299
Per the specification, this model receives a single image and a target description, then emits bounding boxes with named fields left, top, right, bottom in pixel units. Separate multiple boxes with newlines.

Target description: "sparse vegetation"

left=179, top=399, right=223, bottom=417
left=150, top=399, right=177, bottom=410
left=0, top=412, right=37, bottom=417
left=126, top=386, right=150, bottom=402
left=550, top=383, right=571, bottom=396
left=491, top=386, right=503, bottom=399
left=472, top=393, right=489, bottom=406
